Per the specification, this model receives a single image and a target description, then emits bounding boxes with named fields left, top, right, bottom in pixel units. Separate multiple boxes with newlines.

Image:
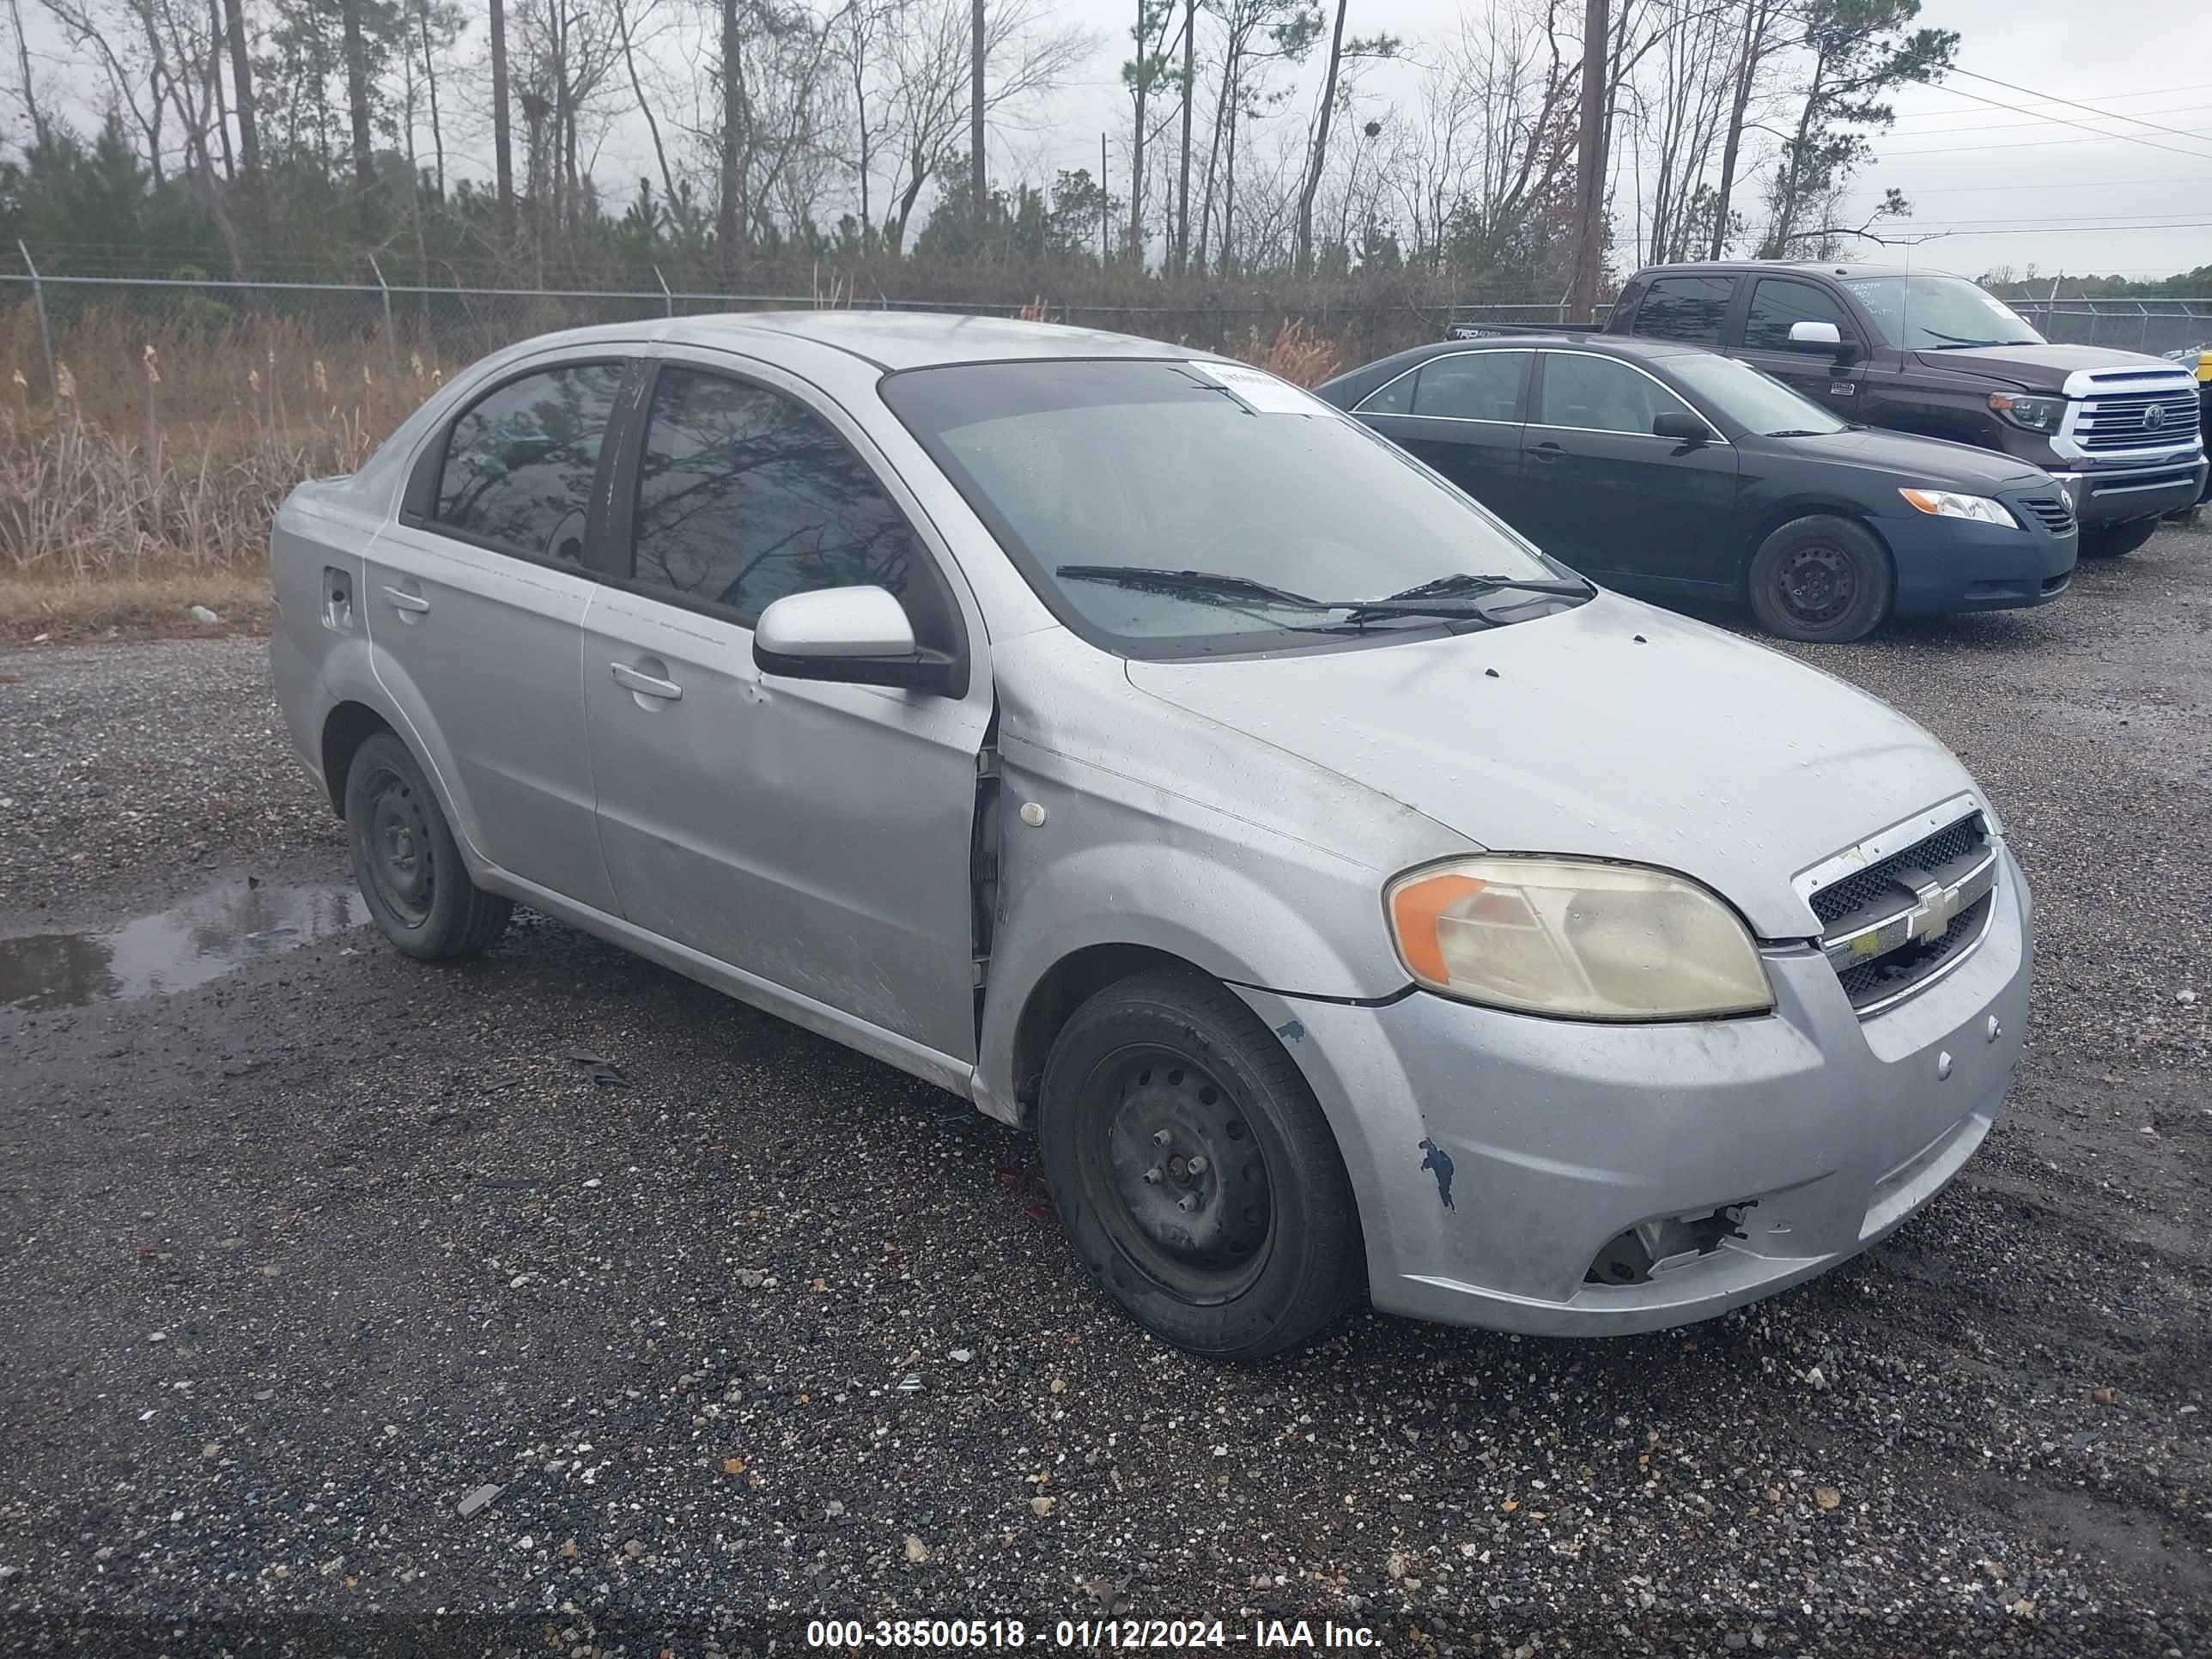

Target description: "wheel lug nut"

left=1152, top=1128, right=1171, bottom=1146
left=1176, top=1194, right=1199, bottom=1212
left=1185, top=1155, right=1207, bottom=1176
left=1142, top=1165, right=1163, bottom=1185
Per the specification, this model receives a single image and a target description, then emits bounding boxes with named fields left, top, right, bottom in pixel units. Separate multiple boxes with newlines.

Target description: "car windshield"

left=1838, top=275, right=2045, bottom=350
left=879, top=358, right=1586, bottom=658
left=1665, top=353, right=1849, bottom=436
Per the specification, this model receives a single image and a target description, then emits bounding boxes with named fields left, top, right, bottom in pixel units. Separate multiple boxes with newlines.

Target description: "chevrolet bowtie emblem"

left=1906, top=870, right=1964, bottom=942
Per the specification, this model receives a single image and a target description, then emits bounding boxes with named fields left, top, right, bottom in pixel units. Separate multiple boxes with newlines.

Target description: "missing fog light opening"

left=1584, top=1203, right=1753, bottom=1286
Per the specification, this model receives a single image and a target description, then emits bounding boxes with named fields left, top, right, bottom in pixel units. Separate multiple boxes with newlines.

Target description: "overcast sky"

left=1009, top=0, right=2212, bottom=282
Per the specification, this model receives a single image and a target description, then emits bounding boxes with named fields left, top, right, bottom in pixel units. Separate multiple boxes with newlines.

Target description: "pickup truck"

left=1595, top=263, right=2208, bottom=557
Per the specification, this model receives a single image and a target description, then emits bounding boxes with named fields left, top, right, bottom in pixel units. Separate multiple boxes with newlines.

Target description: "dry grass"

left=0, top=302, right=1355, bottom=599
left=0, top=305, right=448, bottom=580
left=1229, top=318, right=1344, bottom=387
left=0, top=569, right=273, bottom=641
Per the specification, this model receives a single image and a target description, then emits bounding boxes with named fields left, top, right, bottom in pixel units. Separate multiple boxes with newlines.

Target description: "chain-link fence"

left=2009, top=299, right=2212, bottom=358
left=0, top=266, right=1584, bottom=417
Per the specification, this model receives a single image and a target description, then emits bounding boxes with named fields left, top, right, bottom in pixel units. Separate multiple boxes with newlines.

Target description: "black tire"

left=2078, top=518, right=2160, bottom=559
left=1746, top=514, right=1893, bottom=643
left=343, top=731, right=513, bottom=961
left=1037, top=968, right=1364, bottom=1358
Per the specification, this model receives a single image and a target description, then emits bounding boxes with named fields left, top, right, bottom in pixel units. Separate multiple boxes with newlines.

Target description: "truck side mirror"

left=1788, top=319, right=1850, bottom=357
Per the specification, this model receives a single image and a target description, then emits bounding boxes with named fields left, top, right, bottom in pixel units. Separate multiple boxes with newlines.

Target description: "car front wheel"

left=343, top=730, right=513, bottom=960
left=1747, top=514, right=1894, bottom=643
left=1038, top=968, right=1364, bottom=1358
left=2079, top=518, right=2160, bottom=559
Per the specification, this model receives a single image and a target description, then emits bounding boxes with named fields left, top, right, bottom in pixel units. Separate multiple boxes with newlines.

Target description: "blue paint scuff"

left=1419, top=1138, right=1456, bottom=1211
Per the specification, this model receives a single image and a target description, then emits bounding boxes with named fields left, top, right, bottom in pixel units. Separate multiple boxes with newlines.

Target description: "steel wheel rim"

left=1771, top=544, right=1857, bottom=627
left=1079, top=1044, right=1274, bottom=1304
left=360, top=765, right=436, bottom=927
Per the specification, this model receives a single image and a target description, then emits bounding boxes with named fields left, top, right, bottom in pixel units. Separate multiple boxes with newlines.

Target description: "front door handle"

left=1528, top=442, right=1565, bottom=465
left=382, top=585, right=431, bottom=613
left=611, top=662, right=684, bottom=702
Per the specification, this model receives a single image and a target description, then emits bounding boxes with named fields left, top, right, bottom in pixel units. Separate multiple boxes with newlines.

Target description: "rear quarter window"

left=1632, top=275, right=1738, bottom=345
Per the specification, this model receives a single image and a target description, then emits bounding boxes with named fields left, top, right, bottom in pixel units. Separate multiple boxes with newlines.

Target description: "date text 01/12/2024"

left=803, top=1619, right=1382, bottom=1650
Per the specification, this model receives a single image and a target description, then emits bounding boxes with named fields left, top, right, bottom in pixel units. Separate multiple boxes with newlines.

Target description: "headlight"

left=1899, top=487, right=2019, bottom=527
left=1384, top=857, right=1774, bottom=1021
left=1987, top=392, right=2065, bottom=434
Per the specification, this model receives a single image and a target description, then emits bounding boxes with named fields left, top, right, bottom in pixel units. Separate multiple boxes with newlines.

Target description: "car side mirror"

left=753, top=586, right=958, bottom=695
left=1787, top=319, right=1856, bottom=362
left=1652, top=410, right=1717, bottom=445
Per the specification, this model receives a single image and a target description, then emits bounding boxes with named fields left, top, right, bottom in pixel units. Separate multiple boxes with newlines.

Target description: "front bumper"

left=2050, top=453, right=2207, bottom=528
left=1884, top=505, right=2076, bottom=617
left=1235, top=845, right=2032, bottom=1336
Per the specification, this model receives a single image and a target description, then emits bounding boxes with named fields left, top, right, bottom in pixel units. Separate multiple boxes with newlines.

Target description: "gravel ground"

left=1, top=520, right=2208, bottom=1658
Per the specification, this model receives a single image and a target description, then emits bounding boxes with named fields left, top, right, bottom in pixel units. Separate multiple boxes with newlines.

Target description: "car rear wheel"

left=1747, top=515, right=1893, bottom=644
left=1037, top=968, right=1364, bottom=1358
left=2079, top=518, right=2160, bottom=559
left=343, top=731, right=513, bottom=960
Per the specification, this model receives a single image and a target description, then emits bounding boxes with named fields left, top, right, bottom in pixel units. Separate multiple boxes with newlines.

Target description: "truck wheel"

left=2079, top=519, right=2160, bottom=559
left=1038, top=968, right=1364, bottom=1358
left=1747, top=515, right=1893, bottom=643
left=343, top=731, right=513, bottom=961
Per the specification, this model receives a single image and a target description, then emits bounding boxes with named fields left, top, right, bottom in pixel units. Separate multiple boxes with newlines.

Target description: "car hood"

left=1122, top=593, right=1981, bottom=939
left=1906, top=342, right=2177, bottom=387
left=1759, top=425, right=2046, bottom=489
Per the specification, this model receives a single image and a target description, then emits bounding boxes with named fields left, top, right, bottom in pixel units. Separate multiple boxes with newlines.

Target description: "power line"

left=1905, top=81, right=2212, bottom=162
left=1887, top=80, right=2212, bottom=123
left=1884, top=176, right=2212, bottom=194
left=1948, top=66, right=2212, bottom=151
left=1881, top=99, right=2212, bottom=137
left=1880, top=131, right=2212, bottom=158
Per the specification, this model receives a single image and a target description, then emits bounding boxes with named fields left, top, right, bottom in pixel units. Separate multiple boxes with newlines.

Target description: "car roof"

left=487, top=309, right=1207, bottom=373
left=1631, top=260, right=1946, bottom=281
left=1341, top=332, right=1705, bottom=386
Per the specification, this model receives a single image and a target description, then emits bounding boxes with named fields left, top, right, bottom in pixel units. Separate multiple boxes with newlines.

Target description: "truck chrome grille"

left=1809, top=812, right=1996, bottom=1016
left=2017, top=494, right=2075, bottom=534
left=2074, top=389, right=2201, bottom=452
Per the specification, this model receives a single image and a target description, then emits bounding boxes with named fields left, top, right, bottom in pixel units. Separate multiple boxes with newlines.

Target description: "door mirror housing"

left=1652, top=410, right=1717, bottom=445
left=1786, top=319, right=1856, bottom=362
left=753, top=586, right=958, bottom=695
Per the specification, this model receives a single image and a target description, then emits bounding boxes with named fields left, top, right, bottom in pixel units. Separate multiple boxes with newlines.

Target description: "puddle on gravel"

left=0, top=876, right=368, bottom=1012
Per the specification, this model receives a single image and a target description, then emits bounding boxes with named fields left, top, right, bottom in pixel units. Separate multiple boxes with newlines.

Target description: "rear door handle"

left=381, top=585, right=431, bottom=613
left=611, top=662, right=684, bottom=702
left=1528, top=442, right=1565, bottom=464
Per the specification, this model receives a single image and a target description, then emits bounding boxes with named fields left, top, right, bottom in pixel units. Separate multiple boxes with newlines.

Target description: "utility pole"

left=970, top=0, right=987, bottom=214
left=1100, top=132, right=1110, bottom=264
left=1568, top=0, right=1608, bottom=325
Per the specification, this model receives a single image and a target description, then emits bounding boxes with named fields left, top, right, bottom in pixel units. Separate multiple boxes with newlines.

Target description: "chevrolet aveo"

left=270, top=312, right=2031, bottom=1358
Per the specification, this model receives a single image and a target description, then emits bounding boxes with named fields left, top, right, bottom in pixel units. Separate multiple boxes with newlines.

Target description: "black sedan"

left=1316, top=334, right=2078, bottom=642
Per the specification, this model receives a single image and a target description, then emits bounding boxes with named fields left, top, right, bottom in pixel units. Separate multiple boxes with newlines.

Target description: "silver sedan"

left=270, top=312, right=2030, bottom=1357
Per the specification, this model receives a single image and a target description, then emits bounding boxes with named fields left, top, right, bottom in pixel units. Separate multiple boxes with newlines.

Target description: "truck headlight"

left=1899, top=488, right=2020, bottom=527
left=1384, top=857, right=1774, bottom=1021
left=1988, top=392, right=2065, bottom=434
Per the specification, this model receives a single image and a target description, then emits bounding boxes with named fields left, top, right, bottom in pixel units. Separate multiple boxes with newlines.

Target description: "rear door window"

left=1632, top=275, right=1738, bottom=345
left=1355, top=368, right=1417, bottom=415
left=1411, top=351, right=1529, bottom=422
left=433, top=362, right=625, bottom=563
left=628, top=367, right=918, bottom=622
left=1742, top=278, right=1852, bottom=350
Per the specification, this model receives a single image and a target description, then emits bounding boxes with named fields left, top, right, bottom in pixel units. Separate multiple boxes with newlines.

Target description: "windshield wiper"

left=1765, top=428, right=1831, bottom=438
left=1920, top=336, right=2035, bottom=349
left=1055, top=565, right=1326, bottom=608
left=1336, top=571, right=1589, bottom=619
left=1054, top=564, right=1590, bottom=628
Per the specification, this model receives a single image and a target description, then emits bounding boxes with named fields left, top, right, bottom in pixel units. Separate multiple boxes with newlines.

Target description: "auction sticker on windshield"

left=1188, top=360, right=1339, bottom=416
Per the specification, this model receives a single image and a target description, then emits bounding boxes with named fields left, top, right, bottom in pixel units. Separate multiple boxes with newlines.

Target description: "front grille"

left=1810, top=813, right=1986, bottom=927
left=1809, top=812, right=1996, bottom=1015
left=2075, top=390, right=2200, bottom=451
left=1835, top=895, right=1992, bottom=1008
left=2017, top=494, right=2075, bottom=534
